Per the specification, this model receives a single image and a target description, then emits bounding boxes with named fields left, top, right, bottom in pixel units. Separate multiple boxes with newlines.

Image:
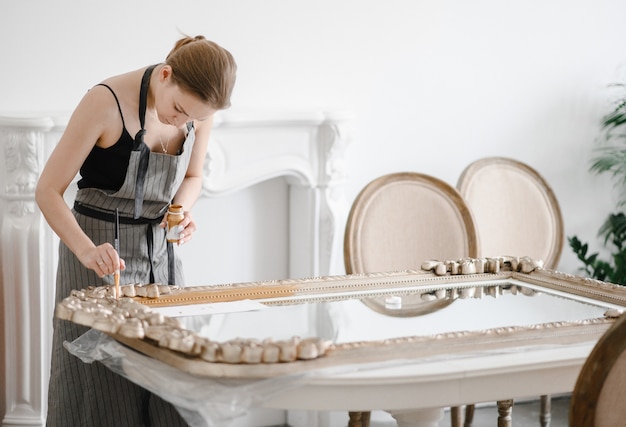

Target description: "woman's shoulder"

left=101, top=66, right=147, bottom=84
left=98, top=67, right=147, bottom=96
left=89, top=67, right=149, bottom=121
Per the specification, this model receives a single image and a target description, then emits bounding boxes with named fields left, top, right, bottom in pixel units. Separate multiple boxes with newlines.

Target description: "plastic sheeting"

left=65, top=329, right=308, bottom=427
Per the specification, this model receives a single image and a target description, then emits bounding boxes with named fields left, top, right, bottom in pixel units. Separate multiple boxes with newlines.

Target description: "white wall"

left=1, top=3, right=625, bottom=270
left=2, top=0, right=624, bottom=276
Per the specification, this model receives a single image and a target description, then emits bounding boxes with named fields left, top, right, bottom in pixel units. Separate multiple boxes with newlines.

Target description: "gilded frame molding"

left=56, top=263, right=626, bottom=379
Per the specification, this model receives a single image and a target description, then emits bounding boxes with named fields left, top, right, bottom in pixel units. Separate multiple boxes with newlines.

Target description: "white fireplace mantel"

left=0, top=110, right=354, bottom=427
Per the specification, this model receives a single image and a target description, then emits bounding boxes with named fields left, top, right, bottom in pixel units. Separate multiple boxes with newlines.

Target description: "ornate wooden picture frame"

left=56, top=258, right=626, bottom=379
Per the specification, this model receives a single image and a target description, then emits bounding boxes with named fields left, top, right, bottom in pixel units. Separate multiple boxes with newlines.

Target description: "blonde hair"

left=166, top=35, right=237, bottom=110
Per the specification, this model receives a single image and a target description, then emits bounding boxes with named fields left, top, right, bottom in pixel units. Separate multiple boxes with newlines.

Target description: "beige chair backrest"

left=456, top=157, right=564, bottom=269
left=570, top=313, right=626, bottom=427
left=344, top=172, right=479, bottom=275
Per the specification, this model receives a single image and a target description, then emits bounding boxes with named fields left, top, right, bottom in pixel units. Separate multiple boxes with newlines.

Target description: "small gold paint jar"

left=166, top=204, right=184, bottom=243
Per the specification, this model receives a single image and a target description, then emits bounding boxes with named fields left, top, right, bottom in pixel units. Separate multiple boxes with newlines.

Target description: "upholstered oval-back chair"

left=457, top=156, right=564, bottom=427
left=570, top=313, right=626, bottom=427
left=456, top=156, right=564, bottom=269
left=344, top=171, right=479, bottom=427
left=345, top=171, right=478, bottom=275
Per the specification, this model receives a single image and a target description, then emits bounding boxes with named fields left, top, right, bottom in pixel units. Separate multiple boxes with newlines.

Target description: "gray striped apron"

left=47, top=65, right=195, bottom=426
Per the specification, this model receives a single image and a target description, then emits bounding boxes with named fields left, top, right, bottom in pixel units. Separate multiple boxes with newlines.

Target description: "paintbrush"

left=114, top=208, right=120, bottom=299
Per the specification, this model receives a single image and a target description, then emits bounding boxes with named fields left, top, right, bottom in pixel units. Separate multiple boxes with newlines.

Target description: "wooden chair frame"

left=570, top=313, right=626, bottom=427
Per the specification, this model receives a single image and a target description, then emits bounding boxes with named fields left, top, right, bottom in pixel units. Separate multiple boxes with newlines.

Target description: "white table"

left=262, top=343, right=595, bottom=426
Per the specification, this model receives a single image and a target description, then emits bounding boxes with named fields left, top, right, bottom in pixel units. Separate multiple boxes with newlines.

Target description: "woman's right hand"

left=85, top=243, right=126, bottom=278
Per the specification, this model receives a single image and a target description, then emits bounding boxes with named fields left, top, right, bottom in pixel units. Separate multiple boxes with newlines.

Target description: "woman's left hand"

left=161, top=210, right=196, bottom=245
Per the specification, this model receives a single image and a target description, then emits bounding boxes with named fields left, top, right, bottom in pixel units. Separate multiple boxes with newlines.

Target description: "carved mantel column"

left=0, top=116, right=60, bottom=427
left=315, top=113, right=353, bottom=276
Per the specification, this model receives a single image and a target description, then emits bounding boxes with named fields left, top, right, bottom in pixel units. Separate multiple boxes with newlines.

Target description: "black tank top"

left=77, top=84, right=134, bottom=191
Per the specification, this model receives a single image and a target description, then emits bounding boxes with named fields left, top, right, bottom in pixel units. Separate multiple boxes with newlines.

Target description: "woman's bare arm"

left=35, top=86, right=124, bottom=276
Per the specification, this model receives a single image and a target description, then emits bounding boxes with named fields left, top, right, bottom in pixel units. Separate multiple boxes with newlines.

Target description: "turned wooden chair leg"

left=348, top=411, right=362, bottom=427
left=348, top=411, right=371, bottom=427
left=464, top=404, right=475, bottom=427
left=497, top=400, right=514, bottom=427
left=450, top=406, right=462, bottom=427
left=540, top=394, right=551, bottom=427
left=362, top=411, right=370, bottom=427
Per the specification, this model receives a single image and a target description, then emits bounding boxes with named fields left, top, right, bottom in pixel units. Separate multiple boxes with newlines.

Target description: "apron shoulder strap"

left=133, top=64, right=159, bottom=218
left=134, top=64, right=158, bottom=149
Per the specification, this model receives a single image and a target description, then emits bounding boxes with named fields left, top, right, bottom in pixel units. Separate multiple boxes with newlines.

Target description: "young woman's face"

left=155, top=67, right=216, bottom=128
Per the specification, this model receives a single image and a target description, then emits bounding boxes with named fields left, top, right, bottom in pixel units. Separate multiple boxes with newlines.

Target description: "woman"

left=36, top=35, right=237, bottom=426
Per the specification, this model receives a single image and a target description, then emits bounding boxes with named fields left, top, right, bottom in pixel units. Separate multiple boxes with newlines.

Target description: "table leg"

left=388, top=407, right=444, bottom=427
left=464, top=404, right=475, bottom=427
left=540, top=394, right=551, bottom=427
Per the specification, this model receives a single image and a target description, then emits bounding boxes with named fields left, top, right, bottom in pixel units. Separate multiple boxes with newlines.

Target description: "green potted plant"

left=570, top=83, right=626, bottom=285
